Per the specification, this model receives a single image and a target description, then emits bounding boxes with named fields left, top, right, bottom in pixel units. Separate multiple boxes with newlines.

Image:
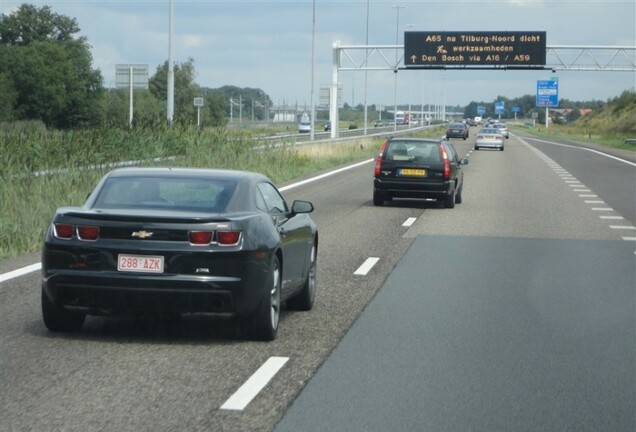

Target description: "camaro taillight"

left=77, top=225, right=100, bottom=241
left=54, top=223, right=74, bottom=239
left=217, top=230, right=241, bottom=246
left=189, top=231, right=213, bottom=245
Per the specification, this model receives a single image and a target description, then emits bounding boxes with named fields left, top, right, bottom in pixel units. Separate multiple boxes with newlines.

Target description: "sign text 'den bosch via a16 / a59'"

left=404, top=31, right=546, bottom=68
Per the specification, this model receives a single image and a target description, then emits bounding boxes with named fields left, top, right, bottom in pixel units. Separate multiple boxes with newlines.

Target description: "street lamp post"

left=363, top=0, right=370, bottom=135
left=406, top=24, right=414, bottom=127
left=392, top=5, right=405, bottom=132
left=310, top=0, right=316, bottom=140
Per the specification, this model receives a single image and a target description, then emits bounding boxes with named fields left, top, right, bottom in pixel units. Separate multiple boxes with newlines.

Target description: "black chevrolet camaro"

left=41, top=167, right=318, bottom=341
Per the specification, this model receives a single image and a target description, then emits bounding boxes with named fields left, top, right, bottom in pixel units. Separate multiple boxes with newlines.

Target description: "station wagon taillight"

left=189, top=231, right=213, bottom=245
left=440, top=143, right=451, bottom=179
left=54, top=223, right=74, bottom=239
left=217, top=230, right=241, bottom=246
left=375, top=140, right=389, bottom=176
left=77, top=225, right=100, bottom=241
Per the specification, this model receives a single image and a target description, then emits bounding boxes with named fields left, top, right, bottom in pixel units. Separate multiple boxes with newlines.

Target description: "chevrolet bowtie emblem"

left=132, top=230, right=153, bottom=239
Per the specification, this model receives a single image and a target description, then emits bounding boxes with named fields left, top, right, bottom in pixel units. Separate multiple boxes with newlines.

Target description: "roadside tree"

left=0, top=4, right=104, bottom=128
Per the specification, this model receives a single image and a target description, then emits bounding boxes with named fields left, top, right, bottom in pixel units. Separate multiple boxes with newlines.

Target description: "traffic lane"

left=0, top=158, right=424, bottom=431
left=274, top=236, right=635, bottom=432
left=521, top=135, right=636, bottom=225
left=405, top=132, right=625, bottom=241
left=278, top=132, right=635, bottom=431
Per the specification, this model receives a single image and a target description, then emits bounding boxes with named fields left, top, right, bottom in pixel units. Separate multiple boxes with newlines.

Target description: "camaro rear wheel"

left=41, top=289, right=85, bottom=332
left=287, top=243, right=317, bottom=311
left=246, top=255, right=281, bottom=341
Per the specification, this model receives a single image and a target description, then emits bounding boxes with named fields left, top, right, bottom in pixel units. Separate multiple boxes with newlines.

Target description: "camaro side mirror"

left=290, top=200, right=314, bottom=215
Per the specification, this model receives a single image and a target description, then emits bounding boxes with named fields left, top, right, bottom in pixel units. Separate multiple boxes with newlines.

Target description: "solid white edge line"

left=610, top=226, right=636, bottom=230
left=279, top=159, right=374, bottom=192
left=525, top=137, right=636, bottom=167
left=402, top=217, right=417, bottom=227
left=2, top=159, right=377, bottom=284
left=0, top=263, right=41, bottom=284
left=220, top=356, right=289, bottom=411
left=354, top=257, right=380, bottom=276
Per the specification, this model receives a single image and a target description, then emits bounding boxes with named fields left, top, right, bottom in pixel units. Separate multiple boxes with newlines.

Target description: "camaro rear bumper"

left=42, top=246, right=272, bottom=317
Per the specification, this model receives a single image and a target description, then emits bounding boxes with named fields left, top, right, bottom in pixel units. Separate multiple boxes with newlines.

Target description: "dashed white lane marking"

left=220, top=356, right=289, bottom=411
left=402, top=217, right=417, bottom=227
left=521, top=137, right=635, bottom=245
left=354, top=257, right=380, bottom=275
left=0, top=263, right=41, bottom=284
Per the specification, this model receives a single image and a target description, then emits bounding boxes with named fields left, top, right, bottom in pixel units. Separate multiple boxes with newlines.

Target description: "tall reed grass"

left=1, top=122, right=395, bottom=259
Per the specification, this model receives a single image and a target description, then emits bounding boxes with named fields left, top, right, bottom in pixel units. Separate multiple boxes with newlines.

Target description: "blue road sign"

left=536, top=80, right=559, bottom=107
left=512, top=106, right=521, bottom=113
left=495, top=101, right=505, bottom=115
left=477, top=106, right=486, bottom=115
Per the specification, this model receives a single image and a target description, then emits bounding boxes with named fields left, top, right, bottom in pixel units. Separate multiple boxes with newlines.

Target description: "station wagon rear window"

left=386, top=141, right=441, bottom=163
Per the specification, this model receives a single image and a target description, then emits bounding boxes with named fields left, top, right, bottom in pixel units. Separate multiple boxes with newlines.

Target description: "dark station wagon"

left=373, top=138, right=468, bottom=208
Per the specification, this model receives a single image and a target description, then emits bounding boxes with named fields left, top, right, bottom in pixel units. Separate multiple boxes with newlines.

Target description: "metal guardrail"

left=254, top=124, right=442, bottom=148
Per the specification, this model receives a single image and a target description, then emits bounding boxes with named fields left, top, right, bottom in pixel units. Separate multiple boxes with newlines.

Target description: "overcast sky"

left=3, top=1, right=635, bottom=108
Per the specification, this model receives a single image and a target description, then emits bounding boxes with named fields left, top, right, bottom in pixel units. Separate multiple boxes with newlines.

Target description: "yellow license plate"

left=399, top=168, right=426, bottom=177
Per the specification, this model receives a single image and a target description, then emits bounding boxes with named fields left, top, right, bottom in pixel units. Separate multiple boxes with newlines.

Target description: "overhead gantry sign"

left=404, top=31, right=547, bottom=69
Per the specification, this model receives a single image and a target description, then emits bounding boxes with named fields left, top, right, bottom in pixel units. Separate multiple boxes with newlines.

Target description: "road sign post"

left=536, top=80, right=558, bottom=128
left=194, top=97, right=204, bottom=127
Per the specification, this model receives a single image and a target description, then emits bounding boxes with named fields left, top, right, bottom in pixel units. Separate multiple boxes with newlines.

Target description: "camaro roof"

left=106, top=167, right=269, bottom=182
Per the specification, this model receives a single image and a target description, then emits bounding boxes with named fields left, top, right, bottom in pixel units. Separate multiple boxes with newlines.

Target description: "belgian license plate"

left=117, top=254, right=164, bottom=273
left=399, top=168, right=426, bottom=177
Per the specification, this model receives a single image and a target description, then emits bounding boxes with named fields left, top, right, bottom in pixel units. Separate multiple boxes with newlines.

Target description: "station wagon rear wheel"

left=444, top=188, right=456, bottom=208
left=455, top=185, right=463, bottom=204
left=373, top=190, right=384, bottom=206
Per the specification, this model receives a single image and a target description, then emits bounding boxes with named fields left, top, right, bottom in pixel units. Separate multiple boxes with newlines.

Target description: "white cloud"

left=6, top=0, right=635, bottom=106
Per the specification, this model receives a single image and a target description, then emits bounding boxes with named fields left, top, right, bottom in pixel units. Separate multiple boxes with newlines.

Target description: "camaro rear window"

left=93, top=177, right=237, bottom=212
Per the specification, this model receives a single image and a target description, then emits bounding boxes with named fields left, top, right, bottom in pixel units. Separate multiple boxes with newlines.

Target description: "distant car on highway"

left=41, top=167, right=318, bottom=341
left=374, top=120, right=383, bottom=127
left=446, top=122, right=468, bottom=140
left=373, top=138, right=468, bottom=208
left=298, top=121, right=311, bottom=133
left=324, top=122, right=331, bottom=131
left=474, top=127, right=505, bottom=151
left=492, top=122, right=509, bottom=139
